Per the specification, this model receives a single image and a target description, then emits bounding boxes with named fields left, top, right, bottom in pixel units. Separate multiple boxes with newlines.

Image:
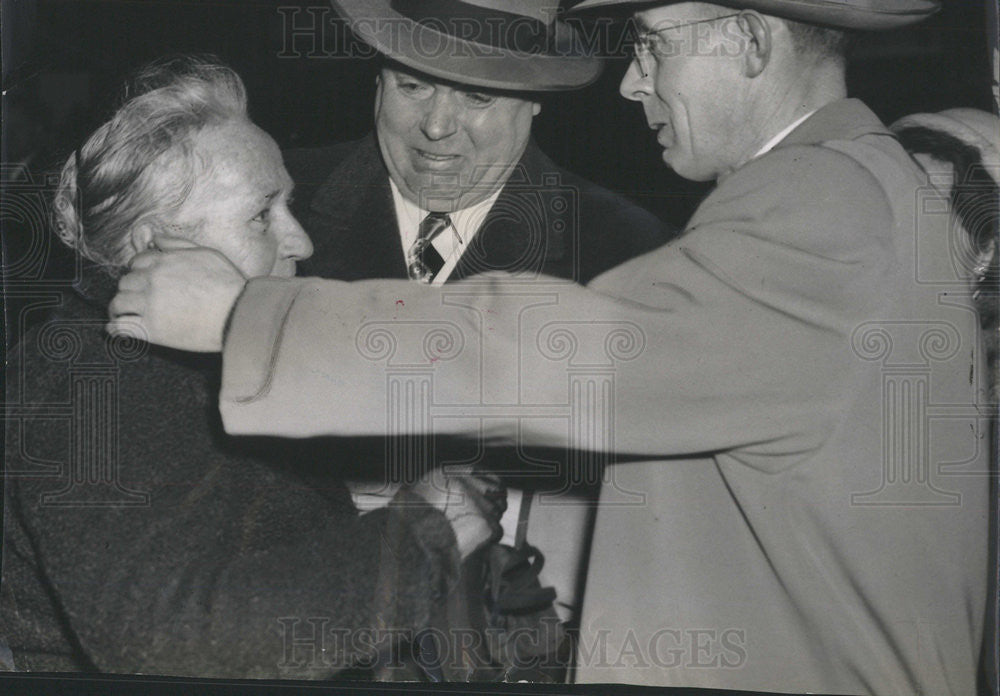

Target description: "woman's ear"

left=129, top=221, right=156, bottom=254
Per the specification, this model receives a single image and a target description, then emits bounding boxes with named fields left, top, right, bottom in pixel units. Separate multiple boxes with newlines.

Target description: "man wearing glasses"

left=110, top=1, right=990, bottom=693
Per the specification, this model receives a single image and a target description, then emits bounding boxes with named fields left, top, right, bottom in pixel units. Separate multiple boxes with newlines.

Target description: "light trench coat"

left=218, top=100, right=990, bottom=695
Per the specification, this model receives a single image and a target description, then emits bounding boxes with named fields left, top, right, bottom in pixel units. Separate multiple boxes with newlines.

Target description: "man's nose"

left=619, top=59, right=651, bottom=102
left=420, top=92, right=460, bottom=141
left=277, top=213, right=313, bottom=261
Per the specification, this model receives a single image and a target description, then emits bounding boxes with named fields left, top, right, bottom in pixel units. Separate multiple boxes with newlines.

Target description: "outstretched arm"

left=214, top=148, right=894, bottom=462
left=108, top=147, right=896, bottom=463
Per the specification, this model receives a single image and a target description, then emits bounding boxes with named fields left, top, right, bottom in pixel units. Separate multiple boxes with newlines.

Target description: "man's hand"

left=406, top=466, right=506, bottom=560
left=106, top=236, right=247, bottom=352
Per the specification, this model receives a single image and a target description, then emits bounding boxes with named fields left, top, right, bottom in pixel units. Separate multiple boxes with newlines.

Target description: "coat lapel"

left=302, top=136, right=573, bottom=283
left=301, top=134, right=409, bottom=281
left=452, top=141, right=569, bottom=281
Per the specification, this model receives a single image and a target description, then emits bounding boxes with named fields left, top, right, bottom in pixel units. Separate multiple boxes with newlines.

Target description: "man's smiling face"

left=374, top=64, right=540, bottom=212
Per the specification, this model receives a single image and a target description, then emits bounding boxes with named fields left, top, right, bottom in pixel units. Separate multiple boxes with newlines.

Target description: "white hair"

left=52, top=55, right=248, bottom=274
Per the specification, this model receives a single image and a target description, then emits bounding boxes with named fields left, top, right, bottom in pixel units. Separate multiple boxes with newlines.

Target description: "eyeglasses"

left=632, top=13, right=742, bottom=77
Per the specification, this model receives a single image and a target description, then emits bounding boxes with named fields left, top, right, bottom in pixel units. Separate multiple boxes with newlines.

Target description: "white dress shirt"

left=389, top=179, right=503, bottom=286
left=350, top=182, right=512, bottom=517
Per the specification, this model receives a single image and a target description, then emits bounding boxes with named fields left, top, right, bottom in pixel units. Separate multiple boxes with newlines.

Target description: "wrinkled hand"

left=106, top=235, right=247, bottom=352
left=407, top=467, right=506, bottom=560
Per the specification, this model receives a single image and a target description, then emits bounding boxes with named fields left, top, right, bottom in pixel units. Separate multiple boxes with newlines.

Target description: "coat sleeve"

left=220, top=146, right=895, bottom=466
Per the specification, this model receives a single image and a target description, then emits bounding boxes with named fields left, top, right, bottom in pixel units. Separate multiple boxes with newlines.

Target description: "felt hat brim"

left=569, top=0, right=941, bottom=31
left=332, top=0, right=603, bottom=91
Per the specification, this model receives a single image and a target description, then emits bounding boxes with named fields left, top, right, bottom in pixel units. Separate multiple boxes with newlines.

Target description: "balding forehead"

left=175, top=119, right=289, bottom=212
left=200, top=119, right=275, bottom=160
left=196, top=121, right=280, bottom=179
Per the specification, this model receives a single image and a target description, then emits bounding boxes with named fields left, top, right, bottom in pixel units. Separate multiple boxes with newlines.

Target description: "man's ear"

left=129, top=221, right=156, bottom=255
left=738, top=11, right=771, bottom=78
left=373, top=73, right=384, bottom=117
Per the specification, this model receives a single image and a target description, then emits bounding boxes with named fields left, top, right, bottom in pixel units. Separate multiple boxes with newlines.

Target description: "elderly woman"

left=1, top=56, right=500, bottom=679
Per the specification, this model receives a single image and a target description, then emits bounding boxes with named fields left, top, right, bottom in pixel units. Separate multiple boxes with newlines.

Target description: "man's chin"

left=402, top=175, right=503, bottom=211
left=660, top=152, right=714, bottom=183
left=661, top=149, right=682, bottom=175
left=411, top=187, right=479, bottom=212
left=274, top=263, right=297, bottom=279
left=401, top=176, right=459, bottom=209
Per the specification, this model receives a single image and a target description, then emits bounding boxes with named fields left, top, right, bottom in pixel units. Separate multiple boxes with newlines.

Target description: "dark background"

left=2, top=1, right=994, bottom=348
left=3, top=0, right=996, bottom=226
left=0, top=1, right=996, bottom=694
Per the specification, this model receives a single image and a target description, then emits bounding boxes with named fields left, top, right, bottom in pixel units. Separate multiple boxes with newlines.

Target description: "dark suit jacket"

left=279, top=135, right=671, bottom=679
left=282, top=133, right=672, bottom=491
left=285, top=133, right=670, bottom=285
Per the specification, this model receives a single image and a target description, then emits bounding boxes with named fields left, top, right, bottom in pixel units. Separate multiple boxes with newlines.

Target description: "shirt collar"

left=389, top=178, right=502, bottom=249
left=752, top=109, right=820, bottom=160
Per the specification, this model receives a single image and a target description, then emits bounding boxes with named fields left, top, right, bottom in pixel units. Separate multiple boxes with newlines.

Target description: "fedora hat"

left=331, top=0, right=602, bottom=91
left=569, top=0, right=940, bottom=30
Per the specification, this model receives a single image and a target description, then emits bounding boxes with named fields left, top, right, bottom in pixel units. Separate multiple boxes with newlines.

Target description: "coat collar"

left=303, top=133, right=409, bottom=280
left=774, top=98, right=892, bottom=150
left=453, top=141, right=569, bottom=280
left=309, top=133, right=388, bottom=226
left=304, top=134, right=567, bottom=282
left=73, top=262, right=120, bottom=310
left=712, top=99, right=893, bottom=186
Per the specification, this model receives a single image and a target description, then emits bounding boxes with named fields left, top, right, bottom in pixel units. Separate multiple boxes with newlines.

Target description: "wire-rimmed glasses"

left=632, top=13, right=742, bottom=77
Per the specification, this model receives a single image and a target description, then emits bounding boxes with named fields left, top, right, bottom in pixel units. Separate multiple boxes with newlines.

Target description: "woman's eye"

left=251, top=208, right=271, bottom=224
left=463, top=92, right=496, bottom=107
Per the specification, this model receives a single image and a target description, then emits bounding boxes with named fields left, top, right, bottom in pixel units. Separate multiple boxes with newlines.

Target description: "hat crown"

left=460, top=0, right=559, bottom=25
left=568, top=0, right=941, bottom=31
left=332, top=0, right=602, bottom=91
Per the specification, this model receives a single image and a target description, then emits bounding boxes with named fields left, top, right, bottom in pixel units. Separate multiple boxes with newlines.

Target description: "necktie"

left=407, top=212, right=451, bottom=283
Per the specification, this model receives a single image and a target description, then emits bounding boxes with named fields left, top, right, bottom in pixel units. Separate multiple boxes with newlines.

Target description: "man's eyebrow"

left=392, top=70, right=424, bottom=82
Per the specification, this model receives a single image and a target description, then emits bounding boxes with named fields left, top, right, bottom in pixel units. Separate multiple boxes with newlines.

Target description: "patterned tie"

left=407, top=212, right=451, bottom=283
